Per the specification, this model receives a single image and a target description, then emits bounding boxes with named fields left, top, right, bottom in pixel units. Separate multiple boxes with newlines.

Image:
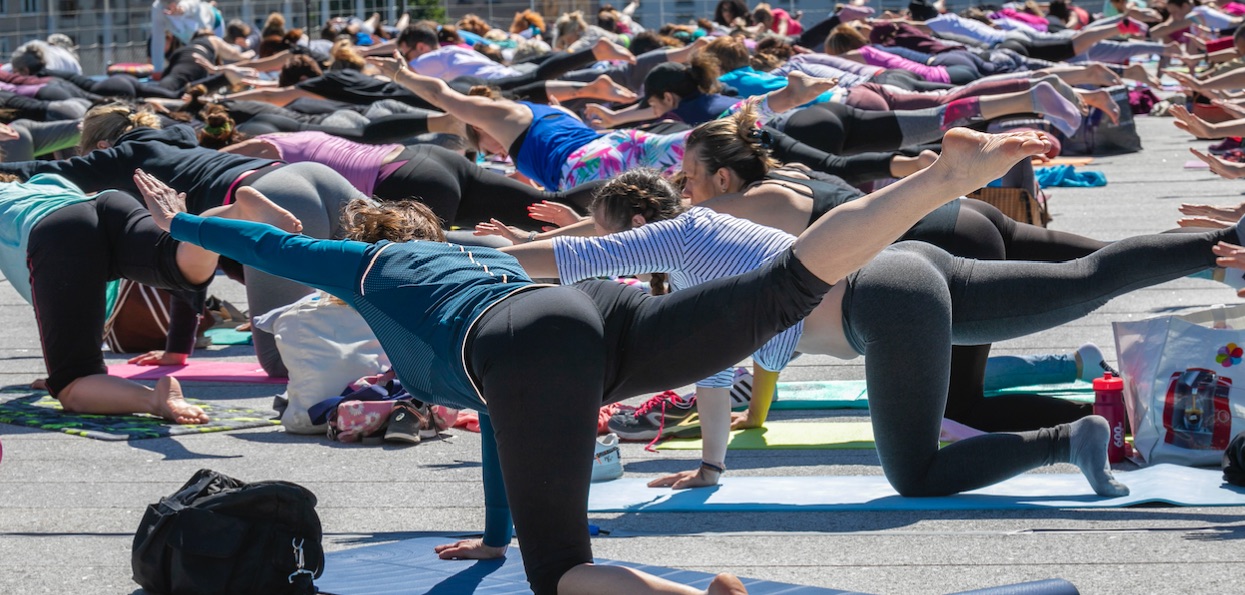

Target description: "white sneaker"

left=591, top=433, right=623, bottom=482
left=729, top=367, right=753, bottom=409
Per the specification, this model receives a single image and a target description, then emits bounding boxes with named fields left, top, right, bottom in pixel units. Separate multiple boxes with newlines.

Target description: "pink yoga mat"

left=108, top=362, right=287, bottom=384
left=1185, top=160, right=1211, bottom=169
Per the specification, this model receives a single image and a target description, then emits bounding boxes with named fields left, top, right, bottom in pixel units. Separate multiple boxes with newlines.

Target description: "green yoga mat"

left=204, top=327, right=253, bottom=346
left=767, top=380, right=1094, bottom=410
left=0, top=392, right=279, bottom=441
left=656, top=421, right=896, bottom=450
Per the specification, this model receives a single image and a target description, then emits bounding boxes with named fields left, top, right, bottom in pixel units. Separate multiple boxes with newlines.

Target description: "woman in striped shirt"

left=502, top=155, right=1244, bottom=500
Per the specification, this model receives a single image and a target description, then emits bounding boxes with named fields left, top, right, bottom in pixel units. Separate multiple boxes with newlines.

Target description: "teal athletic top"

left=170, top=213, right=533, bottom=546
left=0, top=174, right=110, bottom=305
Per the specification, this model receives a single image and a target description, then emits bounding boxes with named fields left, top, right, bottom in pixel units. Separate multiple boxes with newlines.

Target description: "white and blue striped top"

left=553, top=206, right=804, bottom=388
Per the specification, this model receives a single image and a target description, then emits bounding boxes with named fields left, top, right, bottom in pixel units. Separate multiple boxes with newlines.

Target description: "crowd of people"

left=7, top=0, right=1245, bottom=592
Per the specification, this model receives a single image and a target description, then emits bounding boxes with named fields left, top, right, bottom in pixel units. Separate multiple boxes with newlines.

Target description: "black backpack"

left=132, top=469, right=324, bottom=595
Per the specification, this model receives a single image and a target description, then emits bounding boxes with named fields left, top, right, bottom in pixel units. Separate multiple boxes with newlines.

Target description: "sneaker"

left=1076, top=342, right=1119, bottom=382
left=607, top=390, right=700, bottom=441
left=383, top=401, right=437, bottom=444
left=729, top=367, right=753, bottom=409
left=1209, top=137, right=1244, bottom=155
left=591, top=433, right=624, bottom=482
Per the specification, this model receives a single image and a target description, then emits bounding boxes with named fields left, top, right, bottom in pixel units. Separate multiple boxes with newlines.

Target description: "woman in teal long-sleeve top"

left=137, top=127, right=1058, bottom=595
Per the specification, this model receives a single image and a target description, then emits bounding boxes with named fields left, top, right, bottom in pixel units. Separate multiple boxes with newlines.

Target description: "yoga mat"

left=587, top=464, right=1245, bottom=512
left=316, top=536, right=860, bottom=595
left=1032, top=156, right=1094, bottom=167
left=108, top=361, right=286, bottom=384
left=204, top=327, right=252, bottom=345
left=655, top=422, right=880, bottom=451
left=0, top=392, right=279, bottom=440
left=767, top=380, right=1094, bottom=411
left=1185, top=159, right=1211, bottom=169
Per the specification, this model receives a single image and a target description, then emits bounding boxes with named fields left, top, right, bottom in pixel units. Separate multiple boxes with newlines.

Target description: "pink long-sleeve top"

left=258, top=131, right=401, bottom=197
left=858, top=45, right=949, bottom=84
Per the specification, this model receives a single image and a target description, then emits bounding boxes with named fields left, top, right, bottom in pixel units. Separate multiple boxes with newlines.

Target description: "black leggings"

left=372, top=145, right=603, bottom=227
left=26, top=192, right=203, bottom=396
left=46, top=70, right=182, bottom=99
left=872, top=69, right=956, bottom=92
left=903, top=200, right=1110, bottom=432
left=447, top=47, right=599, bottom=95
left=842, top=228, right=1230, bottom=496
left=236, top=112, right=435, bottom=145
left=469, top=248, right=830, bottom=594
left=764, top=127, right=898, bottom=186
left=996, top=38, right=1077, bottom=62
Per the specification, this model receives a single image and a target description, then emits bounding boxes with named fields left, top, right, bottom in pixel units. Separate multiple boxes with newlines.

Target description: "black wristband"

left=700, top=461, right=725, bottom=474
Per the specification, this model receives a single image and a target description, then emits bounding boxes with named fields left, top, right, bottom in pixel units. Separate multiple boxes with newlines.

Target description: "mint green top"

left=0, top=174, right=118, bottom=311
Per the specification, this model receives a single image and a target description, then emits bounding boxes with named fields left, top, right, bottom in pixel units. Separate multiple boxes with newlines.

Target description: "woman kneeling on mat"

left=138, top=128, right=1061, bottom=594
left=0, top=172, right=302, bottom=423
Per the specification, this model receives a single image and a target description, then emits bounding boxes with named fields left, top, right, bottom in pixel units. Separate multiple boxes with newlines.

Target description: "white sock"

left=1075, top=342, right=1117, bottom=382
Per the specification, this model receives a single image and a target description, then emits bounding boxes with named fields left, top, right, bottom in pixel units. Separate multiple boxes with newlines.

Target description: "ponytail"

left=79, top=103, right=161, bottom=154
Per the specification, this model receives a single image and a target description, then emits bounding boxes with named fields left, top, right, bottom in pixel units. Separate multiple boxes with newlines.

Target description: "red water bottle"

left=1093, top=372, right=1127, bottom=463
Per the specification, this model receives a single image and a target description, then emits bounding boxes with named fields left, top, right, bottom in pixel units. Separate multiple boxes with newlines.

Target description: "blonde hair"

left=554, top=11, right=589, bottom=49
left=825, top=23, right=868, bottom=55
left=685, top=102, right=778, bottom=185
left=341, top=198, right=446, bottom=244
left=79, top=103, right=161, bottom=154
left=329, top=38, right=366, bottom=70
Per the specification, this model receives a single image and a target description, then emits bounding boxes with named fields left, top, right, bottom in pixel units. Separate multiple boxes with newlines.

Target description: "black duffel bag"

left=132, top=469, right=324, bottom=595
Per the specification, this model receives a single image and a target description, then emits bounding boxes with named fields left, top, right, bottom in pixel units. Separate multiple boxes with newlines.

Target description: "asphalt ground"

left=3, top=114, right=1245, bottom=594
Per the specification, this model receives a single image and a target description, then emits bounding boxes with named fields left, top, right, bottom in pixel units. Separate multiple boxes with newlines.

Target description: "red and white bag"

left=1113, top=304, right=1245, bottom=465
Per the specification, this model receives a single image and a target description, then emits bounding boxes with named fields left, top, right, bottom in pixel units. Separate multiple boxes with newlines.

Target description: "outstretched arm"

left=435, top=414, right=512, bottom=560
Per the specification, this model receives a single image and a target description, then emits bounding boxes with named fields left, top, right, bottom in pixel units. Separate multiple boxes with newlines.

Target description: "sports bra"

left=758, top=169, right=865, bottom=227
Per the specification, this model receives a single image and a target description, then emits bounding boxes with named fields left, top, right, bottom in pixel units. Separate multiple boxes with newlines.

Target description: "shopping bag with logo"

left=1113, top=304, right=1245, bottom=465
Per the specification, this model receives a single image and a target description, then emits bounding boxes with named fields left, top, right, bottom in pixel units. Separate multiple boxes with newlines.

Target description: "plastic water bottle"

left=1093, top=372, right=1127, bottom=463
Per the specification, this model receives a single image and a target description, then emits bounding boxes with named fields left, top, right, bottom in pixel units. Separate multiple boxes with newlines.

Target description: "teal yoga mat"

left=768, top=380, right=1094, bottom=411
left=587, top=464, right=1242, bottom=512
left=204, top=327, right=252, bottom=345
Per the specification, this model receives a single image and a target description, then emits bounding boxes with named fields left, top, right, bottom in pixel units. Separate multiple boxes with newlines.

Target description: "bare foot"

left=592, top=37, right=636, bottom=64
left=784, top=70, right=839, bottom=103
left=706, top=573, right=749, bottom=595
left=1124, top=63, right=1161, bottom=88
left=931, top=128, right=1056, bottom=194
left=151, top=377, right=210, bottom=424
left=1086, top=63, right=1123, bottom=87
left=1078, top=88, right=1121, bottom=125
left=223, top=187, right=304, bottom=233
left=583, top=74, right=637, bottom=103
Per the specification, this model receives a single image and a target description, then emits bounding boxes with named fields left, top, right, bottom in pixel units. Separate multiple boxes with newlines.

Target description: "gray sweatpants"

left=243, top=162, right=367, bottom=377
left=841, top=227, right=1231, bottom=496
left=0, top=119, right=81, bottom=161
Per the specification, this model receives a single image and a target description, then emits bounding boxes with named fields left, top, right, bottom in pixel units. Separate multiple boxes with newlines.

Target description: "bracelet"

left=700, top=461, right=725, bottom=475
left=526, top=231, right=539, bottom=242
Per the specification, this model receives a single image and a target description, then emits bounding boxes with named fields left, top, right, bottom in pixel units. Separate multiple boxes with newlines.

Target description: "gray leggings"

left=0, top=119, right=81, bottom=161
left=243, top=162, right=366, bottom=376
left=842, top=228, right=1229, bottom=496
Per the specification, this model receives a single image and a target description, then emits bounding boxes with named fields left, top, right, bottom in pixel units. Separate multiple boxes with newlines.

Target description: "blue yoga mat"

left=316, top=536, right=858, bottom=594
left=587, top=464, right=1244, bottom=513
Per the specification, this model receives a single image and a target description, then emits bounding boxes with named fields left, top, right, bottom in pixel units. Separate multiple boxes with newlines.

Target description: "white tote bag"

left=256, top=292, right=390, bottom=434
left=1113, top=304, right=1245, bottom=465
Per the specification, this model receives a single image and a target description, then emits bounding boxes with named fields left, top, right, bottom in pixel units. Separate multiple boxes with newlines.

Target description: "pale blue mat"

left=587, top=465, right=1243, bottom=512
left=316, top=536, right=860, bottom=594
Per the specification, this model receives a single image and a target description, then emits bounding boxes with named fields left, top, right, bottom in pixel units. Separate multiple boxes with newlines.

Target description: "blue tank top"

left=513, top=102, right=604, bottom=191
left=670, top=93, right=741, bottom=125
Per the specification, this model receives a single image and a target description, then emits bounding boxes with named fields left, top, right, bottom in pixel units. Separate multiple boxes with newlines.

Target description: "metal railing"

left=0, top=0, right=987, bottom=76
